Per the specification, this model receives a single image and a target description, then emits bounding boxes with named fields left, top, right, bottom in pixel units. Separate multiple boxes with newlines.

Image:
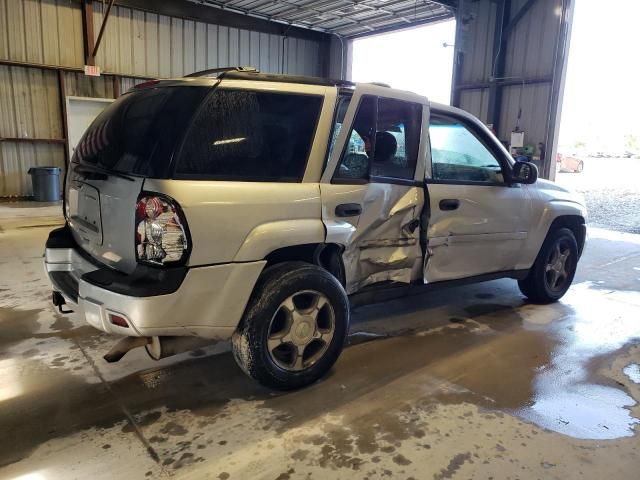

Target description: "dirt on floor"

left=1, top=203, right=640, bottom=480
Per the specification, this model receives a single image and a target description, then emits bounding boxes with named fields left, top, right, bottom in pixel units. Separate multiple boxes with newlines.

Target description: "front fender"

left=517, top=198, right=587, bottom=270
left=233, top=219, right=326, bottom=262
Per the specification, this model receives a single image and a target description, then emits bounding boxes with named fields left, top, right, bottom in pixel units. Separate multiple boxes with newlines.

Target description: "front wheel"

left=518, top=227, right=578, bottom=304
left=232, top=262, right=349, bottom=390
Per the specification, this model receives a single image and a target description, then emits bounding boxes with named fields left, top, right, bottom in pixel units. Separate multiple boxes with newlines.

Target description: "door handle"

left=439, top=199, right=460, bottom=211
left=335, top=203, right=362, bottom=217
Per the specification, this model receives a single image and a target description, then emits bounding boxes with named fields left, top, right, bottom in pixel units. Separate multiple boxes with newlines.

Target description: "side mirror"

left=511, top=161, right=538, bottom=184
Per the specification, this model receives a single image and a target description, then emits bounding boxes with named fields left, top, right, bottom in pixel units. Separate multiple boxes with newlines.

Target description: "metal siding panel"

left=183, top=19, right=195, bottom=76
left=227, top=27, right=238, bottom=66
left=206, top=24, right=218, bottom=68
left=0, top=0, right=8, bottom=59
left=145, top=12, right=159, bottom=77
left=218, top=26, right=229, bottom=66
left=170, top=17, right=183, bottom=77
left=132, top=8, right=146, bottom=76
left=6, top=0, right=26, bottom=61
left=0, top=65, right=15, bottom=137
left=250, top=30, right=260, bottom=69
left=259, top=32, right=269, bottom=72
left=195, top=21, right=207, bottom=72
left=41, top=0, right=61, bottom=65
left=158, top=14, right=171, bottom=78
left=24, top=0, right=44, bottom=64
left=239, top=29, right=250, bottom=65
left=269, top=33, right=281, bottom=74
left=117, top=6, right=133, bottom=75
left=64, top=71, right=113, bottom=98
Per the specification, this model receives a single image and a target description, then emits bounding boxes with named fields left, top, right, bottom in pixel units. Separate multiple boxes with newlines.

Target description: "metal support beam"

left=114, top=0, right=329, bottom=42
left=57, top=70, right=70, bottom=167
left=346, top=11, right=454, bottom=39
left=93, top=0, right=115, bottom=60
left=504, top=0, right=538, bottom=37
left=455, top=75, right=553, bottom=91
left=0, top=58, right=153, bottom=81
left=486, top=0, right=511, bottom=133
left=81, top=0, right=95, bottom=65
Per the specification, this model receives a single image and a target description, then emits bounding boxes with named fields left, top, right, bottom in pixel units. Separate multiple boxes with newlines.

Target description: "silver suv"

left=45, top=69, right=587, bottom=389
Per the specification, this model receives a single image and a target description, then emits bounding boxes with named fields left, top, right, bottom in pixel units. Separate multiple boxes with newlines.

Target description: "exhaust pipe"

left=145, top=336, right=215, bottom=360
left=104, top=336, right=151, bottom=363
left=104, top=336, right=214, bottom=363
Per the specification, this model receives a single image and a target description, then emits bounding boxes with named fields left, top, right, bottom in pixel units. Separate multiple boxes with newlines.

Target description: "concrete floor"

left=1, top=202, right=639, bottom=480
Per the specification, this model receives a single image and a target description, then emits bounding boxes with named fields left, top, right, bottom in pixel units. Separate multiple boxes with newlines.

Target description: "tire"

left=518, top=227, right=578, bottom=304
left=575, top=161, right=584, bottom=173
left=232, top=261, right=349, bottom=390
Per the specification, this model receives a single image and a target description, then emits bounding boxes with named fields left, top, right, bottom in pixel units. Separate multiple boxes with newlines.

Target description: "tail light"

left=135, top=195, right=190, bottom=266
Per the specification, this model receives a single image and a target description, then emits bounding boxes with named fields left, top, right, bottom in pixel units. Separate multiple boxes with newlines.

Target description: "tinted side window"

left=429, top=116, right=504, bottom=184
left=74, top=87, right=208, bottom=177
left=177, top=90, right=323, bottom=182
left=327, top=94, right=352, bottom=164
left=333, top=96, right=376, bottom=181
left=372, top=98, right=422, bottom=180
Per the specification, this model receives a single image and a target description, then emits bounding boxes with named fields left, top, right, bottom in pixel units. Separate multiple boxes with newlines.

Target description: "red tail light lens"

left=135, top=195, right=189, bottom=266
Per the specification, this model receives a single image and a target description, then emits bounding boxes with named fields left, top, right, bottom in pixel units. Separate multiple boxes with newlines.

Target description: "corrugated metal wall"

left=0, top=0, right=326, bottom=196
left=454, top=0, right=568, bottom=176
left=92, top=2, right=323, bottom=79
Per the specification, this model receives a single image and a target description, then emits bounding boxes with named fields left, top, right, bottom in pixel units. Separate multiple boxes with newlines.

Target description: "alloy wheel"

left=266, top=290, right=335, bottom=372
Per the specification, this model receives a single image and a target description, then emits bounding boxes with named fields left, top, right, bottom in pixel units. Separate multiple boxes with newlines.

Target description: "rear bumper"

left=45, top=225, right=266, bottom=339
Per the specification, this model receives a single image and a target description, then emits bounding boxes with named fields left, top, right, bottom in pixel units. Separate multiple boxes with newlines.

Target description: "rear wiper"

left=73, top=164, right=136, bottom=182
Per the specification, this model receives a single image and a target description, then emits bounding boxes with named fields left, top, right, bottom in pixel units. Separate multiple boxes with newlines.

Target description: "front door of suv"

left=424, top=111, right=533, bottom=283
left=320, top=86, right=429, bottom=294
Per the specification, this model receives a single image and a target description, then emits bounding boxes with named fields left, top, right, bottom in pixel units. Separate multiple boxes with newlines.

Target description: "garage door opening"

left=556, top=0, right=640, bottom=234
left=351, top=19, right=456, bottom=104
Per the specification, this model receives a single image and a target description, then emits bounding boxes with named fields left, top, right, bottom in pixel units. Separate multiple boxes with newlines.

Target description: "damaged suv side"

left=45, top=70, right=587, bottom=389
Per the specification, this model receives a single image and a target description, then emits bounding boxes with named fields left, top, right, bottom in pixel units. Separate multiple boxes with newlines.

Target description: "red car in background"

left=557, top=153, right=584, bottom=173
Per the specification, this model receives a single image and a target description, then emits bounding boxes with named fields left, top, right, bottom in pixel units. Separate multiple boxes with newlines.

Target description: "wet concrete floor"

left=1, top=203, right=639, bottom=479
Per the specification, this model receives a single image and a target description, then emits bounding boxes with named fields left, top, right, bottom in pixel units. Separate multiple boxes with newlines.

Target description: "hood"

left=532, top=178, right=587, bottom=214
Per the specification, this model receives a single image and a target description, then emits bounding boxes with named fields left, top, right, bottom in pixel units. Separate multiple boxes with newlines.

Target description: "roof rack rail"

left=368, top=82, right=391, bottom=88
left=184, top=66, right=259, bottom=78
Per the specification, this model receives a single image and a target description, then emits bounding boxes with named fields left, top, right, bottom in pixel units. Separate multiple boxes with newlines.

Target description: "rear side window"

left=74, top=87, right=208, bottom=177
left=176, top=89, right=323, bottom=182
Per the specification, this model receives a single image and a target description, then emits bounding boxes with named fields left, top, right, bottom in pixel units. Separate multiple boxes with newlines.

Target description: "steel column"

left=486, top=0, right=511, bottom=132
left=81, top=0, right=95, bottom=65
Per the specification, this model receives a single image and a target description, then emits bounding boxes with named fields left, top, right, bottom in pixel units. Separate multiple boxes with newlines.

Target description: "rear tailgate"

left=65, top=84, right=209, bottom=273
left=67, top=174, right=144, bottom=273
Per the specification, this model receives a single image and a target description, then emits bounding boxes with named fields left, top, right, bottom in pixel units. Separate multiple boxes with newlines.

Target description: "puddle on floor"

left=513, top=283, right=640, bottom=439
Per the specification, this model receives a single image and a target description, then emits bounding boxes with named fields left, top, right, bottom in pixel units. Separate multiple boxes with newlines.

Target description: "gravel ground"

left=555, top=156, right=640, bottom=234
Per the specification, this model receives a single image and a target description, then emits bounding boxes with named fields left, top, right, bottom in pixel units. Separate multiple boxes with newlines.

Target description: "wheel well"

left=548, top=215, right=586, bottom=255
left=264, top=243, right=346, bottom=286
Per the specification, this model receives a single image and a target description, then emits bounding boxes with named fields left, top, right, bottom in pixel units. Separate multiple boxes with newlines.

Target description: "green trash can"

left=28, top=166, right=61, bottom=202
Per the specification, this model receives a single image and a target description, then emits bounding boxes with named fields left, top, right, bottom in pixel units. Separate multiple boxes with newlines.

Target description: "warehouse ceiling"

left=197, top=0, right=456, bottom=37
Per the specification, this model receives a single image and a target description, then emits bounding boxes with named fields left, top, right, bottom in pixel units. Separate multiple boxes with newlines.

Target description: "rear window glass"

left=73, top=87, right=207, bottom=177
left=176, top=89, right=323, bottom=181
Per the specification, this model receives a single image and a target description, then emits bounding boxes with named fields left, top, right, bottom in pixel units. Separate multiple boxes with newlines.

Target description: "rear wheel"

left=232, top=262, right=349, bottom=390
left=518, top=227, right=578, bottom=304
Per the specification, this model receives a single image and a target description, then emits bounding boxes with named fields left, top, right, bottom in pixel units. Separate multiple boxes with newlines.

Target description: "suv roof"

left=132, top=67, right=356, bottom=91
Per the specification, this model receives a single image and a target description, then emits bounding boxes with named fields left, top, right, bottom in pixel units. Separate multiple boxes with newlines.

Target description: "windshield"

left=73, top=86, right=208, bottom=177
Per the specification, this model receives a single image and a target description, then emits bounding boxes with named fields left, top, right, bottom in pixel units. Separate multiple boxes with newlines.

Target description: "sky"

left=558, top=0, right=640, bottom=152
left=352, top=4, right=640, bottom=153
left=351, top=19, right=456, bottom=104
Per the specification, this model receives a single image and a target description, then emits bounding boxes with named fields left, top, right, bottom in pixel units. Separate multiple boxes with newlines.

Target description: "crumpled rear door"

left=320, top=85, right=429, bottom=294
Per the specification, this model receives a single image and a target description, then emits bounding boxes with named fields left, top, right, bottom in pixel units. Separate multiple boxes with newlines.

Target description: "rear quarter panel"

left=143, top=180, right=325, bottom=265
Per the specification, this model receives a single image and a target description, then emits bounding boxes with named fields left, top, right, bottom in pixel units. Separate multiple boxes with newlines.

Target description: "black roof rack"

left=221, top=70, right=355, bottom=87
left=184, top=66, right=258, bottom=78
left=184, top=66, right=355, bottom=87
